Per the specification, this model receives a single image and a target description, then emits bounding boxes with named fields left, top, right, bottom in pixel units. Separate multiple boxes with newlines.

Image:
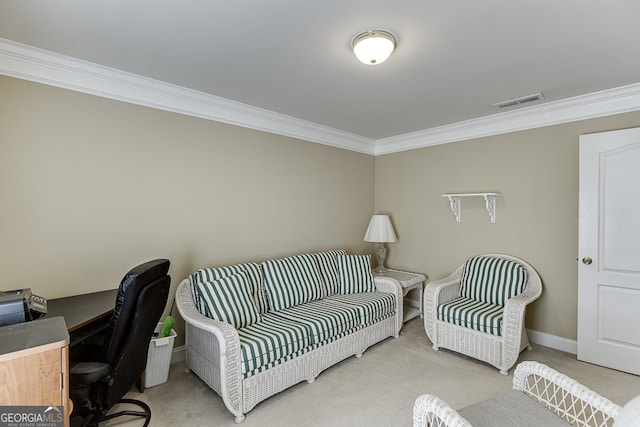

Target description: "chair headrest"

left=120, top=259, right=170, bottom=291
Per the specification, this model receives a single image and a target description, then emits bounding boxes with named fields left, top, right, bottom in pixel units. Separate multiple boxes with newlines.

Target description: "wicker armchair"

left=424, top=254, right=542, bottom=375
left=413, top=361, right=640, bottom=427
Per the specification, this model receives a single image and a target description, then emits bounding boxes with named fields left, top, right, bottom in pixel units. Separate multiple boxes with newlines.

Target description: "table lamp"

left=364, top=214, right=397, bottom=273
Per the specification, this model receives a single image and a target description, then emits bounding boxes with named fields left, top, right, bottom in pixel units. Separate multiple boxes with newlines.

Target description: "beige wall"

left=375, top=111, right=640, bottom=340
left=3, top=73, right=640, bottom=344
left=0, top=76, right=375, bottom=345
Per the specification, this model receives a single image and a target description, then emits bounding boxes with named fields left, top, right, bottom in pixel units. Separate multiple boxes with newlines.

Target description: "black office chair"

left=69, top=259, right=171, bottom=427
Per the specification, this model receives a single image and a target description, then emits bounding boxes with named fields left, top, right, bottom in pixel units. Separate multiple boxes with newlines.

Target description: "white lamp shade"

left=364, top=215, right=397, bottom=243
left=352, top=30, right=396, bottom=65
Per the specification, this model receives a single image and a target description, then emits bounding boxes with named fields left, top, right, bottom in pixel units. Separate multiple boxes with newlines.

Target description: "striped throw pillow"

left=459, top=256, right=528, bottom=306
left=191, top=262, right=269, bottom=314
left=262, top=254, right=327, bottom=311
left=195, top=271, right=262, bottom=328
left=337, top=254, right=375, bottom=294
left=314, top=250, right=346, bottom=295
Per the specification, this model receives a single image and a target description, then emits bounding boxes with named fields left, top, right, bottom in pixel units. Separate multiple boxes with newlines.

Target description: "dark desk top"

left=0, top=316, right=69, bottom=359
left=47, top=289, right=118, bottom=332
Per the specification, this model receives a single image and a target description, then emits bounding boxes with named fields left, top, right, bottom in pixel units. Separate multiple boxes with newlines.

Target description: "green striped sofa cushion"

left=194, top=271, right=262, bottom=329
left=337, top=254, right=375, bottom=294
left=314, top=249, right=346, bottom=295
left=273, top=299, right=359, bottom=344
left=191, top=262, right=269, bottom=314
left=327, top=292, right=396, bottom=326
left=262, top=254, right=327, bottom=311
left=243, top=345, right=313, bottom=379
left=238, top=312, right=311, bottom=376
left=437, top=297, right=503, bottom=336
left=459, top=256, right=528, bottom=306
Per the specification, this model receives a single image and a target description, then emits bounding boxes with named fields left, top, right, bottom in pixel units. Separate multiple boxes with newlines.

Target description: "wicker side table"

left=374, top=269, right=426, bottom=324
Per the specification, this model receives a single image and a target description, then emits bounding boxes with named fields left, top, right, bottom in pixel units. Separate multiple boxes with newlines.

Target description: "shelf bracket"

left=483, top=194, right=497, bottom=224
left=441, top=193, right=502, bottom=223
left=444, top=195, right=462, bottom=222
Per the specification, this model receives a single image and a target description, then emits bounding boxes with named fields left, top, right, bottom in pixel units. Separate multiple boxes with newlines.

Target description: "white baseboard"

left=170, top=345, right=186, bottom=365
left=526, top=329, right=577, bottom=354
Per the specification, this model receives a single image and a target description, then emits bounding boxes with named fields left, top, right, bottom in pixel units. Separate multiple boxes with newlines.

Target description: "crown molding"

left=0, top=38, right=376, bottom=154
left=2, top=38, right=639, bottom=157
left=375, top=82, right=640, bottom=155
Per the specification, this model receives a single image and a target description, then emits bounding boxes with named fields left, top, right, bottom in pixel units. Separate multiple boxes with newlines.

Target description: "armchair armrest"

left=500, top=275, right=543, bottom=366
left=513, top=361, right=621, bottom=426
left=423, top=265, right=464, bottom=340
left=413, top=394, right=472, bottom=427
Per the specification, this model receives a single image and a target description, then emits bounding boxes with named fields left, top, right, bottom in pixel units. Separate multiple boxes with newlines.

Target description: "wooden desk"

left=0, top=317, right=70, bottom=427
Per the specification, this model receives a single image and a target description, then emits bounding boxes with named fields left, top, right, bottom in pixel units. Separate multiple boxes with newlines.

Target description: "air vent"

left=492, top=92, right=545, bottom=109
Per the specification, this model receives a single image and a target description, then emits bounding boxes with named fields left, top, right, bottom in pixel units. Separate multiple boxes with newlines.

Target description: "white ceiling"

left=1, top=1, right=640, bottom=151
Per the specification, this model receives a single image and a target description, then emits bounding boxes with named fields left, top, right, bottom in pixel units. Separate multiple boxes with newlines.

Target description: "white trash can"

left=145, top=322, right=177, bottom=388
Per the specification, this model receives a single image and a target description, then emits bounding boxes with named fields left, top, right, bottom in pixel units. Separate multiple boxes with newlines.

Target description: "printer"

left=0, top=288, right=47, bottom=327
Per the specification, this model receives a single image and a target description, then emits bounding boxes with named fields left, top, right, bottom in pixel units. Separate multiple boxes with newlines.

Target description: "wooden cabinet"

left=0, top=317, right=70, bottom=427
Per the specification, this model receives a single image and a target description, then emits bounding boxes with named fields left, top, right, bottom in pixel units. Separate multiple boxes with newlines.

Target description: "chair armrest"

left=175, top=279, right=244, bottom=417
left=500, top=284, right=543, bottom=366
left=424, top=265, right=464, bottom=306
left=69, top=362, right=111, bottom=386
left=513, top=361, right=621, bottom=425
left=413, top=394, right=472, bottom=427
left=502, top=286, right=541, bottom=330
left=423, top=266, right=464, bottom=340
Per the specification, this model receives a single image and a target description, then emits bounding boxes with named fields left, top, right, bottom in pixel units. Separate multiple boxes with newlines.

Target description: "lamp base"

left=373, top=243, right=388, bottom=274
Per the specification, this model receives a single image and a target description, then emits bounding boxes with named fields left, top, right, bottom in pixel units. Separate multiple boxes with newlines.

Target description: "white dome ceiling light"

left=352, top=30, right=396, bottom=65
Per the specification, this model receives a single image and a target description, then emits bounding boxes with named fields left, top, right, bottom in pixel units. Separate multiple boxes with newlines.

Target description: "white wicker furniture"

left=374, top=269, right=426, bottom=323
left=424, top=254, right=542, bottom=375
left=176, top=266, right=402, bottom=423
left=413, top=361, right=640, bottom=427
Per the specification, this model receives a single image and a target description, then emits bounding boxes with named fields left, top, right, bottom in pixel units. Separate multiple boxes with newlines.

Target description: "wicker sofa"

left=424, top=254, right=542, bottom=375
left=413, top=361, right=640, bottom=427
left=176, top=250, right=403, bottom=423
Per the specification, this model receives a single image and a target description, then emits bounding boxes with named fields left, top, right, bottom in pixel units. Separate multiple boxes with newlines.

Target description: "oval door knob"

left=582, top=257, right=593, bottom=265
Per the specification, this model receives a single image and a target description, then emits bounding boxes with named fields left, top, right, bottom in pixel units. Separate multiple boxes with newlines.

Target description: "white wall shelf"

left=442, top=192, right=502, bottom=223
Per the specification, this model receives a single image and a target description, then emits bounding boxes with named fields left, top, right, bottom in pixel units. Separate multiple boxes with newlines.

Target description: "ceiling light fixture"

left=352, top=30, right=396, bottom=65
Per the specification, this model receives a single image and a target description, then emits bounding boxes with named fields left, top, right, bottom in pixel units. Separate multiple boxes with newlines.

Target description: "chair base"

left=71, top=398, right=151, bottom=427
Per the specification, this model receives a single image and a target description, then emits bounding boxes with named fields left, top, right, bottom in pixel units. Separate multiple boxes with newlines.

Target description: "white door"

left=578, top=127, right=640, bottom=375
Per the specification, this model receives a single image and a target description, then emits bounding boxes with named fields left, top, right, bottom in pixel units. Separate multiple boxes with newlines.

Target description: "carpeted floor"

left=105, top=318, right=640, bottom=426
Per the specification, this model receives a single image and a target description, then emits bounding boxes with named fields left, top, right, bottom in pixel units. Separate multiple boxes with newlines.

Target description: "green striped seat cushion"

left=262, top=254, right=327, bottom=311
left=459, top=256, right=528, bottom=306
left=238, top=312, right=311, bottom=376
left=337, top=254, right=375, bottom=294
left=194, top=271, right=262, bottom=329
left=437, top=297, right=503, bottom=336
left=327, top=292, right=396, bottom=326
left=273, top=299, right=359, bottom=344
left=243, top=345, right=313, bottom=378
left=244, top=327, right=362, bottom=378
left=313, top=249, right=346, bottom=295
left=191, top=262, right=269, bottom=314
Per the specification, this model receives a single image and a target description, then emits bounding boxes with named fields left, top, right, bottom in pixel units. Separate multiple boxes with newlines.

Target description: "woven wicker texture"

left=413, top=361, right=639, bottom=427
left=176, top=273, right=403, bottom=423
left=513, top=361, right=621, bottom=427
left=424, top=253, right=542, bottom=375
